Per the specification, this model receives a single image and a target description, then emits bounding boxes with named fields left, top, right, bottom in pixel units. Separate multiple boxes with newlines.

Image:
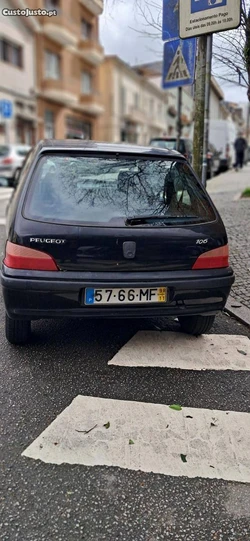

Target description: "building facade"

left=0, top=0, right=37, bottom=145
left=99, top=56, right=168, bottom=145
left=133, top=62, right=194, bottom=139
left=14, top=0, right=104, bottom=140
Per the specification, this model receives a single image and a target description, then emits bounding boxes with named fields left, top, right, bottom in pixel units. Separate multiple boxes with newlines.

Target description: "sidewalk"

left=207, top=165, right=250, bottom=324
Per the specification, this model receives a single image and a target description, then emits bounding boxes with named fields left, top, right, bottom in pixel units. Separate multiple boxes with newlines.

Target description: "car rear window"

left=16, top=147, right=30, bottom=156
left=23, top=154, right=216, bottom=227
left=151, top=139, right=177, bottom=151
left=0, top=146, right=9, bottom=157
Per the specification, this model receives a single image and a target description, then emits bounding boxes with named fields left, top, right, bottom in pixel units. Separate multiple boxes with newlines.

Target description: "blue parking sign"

left=0, top=100, right=13, bottom=119
left=191, top=0, right=227, bottom=14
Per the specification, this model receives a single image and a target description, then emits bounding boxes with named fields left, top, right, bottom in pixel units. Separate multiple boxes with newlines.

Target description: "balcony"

left=42, top=14, right=78, bottom=47
left=78, top=40, right=104, bottom=66
left=78, top=94, right=104, bottom=116
left=123, top=106, right=145, bottom=125
left=41, top=79, right=78, bottom=106
left=79, top=0, right=103, bottom=15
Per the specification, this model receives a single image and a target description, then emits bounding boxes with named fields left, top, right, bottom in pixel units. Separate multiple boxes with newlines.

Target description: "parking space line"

left=108, top=332, right=250, bottom=370
left=22, top=395, right=250, bottom=483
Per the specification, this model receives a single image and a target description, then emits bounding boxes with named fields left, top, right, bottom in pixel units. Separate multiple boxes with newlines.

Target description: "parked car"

left=2, top=140, right=234, bottom=345
left=0, top=144, right=31, bottom=187
left=207, top=143, right=221, bottom=179
left=150, top=137, right=193, bottom=163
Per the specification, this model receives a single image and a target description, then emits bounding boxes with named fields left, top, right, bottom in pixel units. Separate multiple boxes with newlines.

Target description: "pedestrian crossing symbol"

left=162, top=37, right=197, bottom=89
left=165, top=45, right=191, bottom=82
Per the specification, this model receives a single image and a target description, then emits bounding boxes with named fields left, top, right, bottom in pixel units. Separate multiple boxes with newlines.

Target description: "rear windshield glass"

left=151, top=140, right=177, bottom=151
left=23, top=154, right=216, bottom=227
left=0, top=146, right=9, bottom=157
left=16, top=147, right=30, bottom=156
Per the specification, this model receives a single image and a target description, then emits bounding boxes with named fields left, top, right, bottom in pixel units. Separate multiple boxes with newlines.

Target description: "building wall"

left=99, top=57, right=168, bottom=145
left=27, top=0, right=104, bottom=141
left=147, top=76, right=194, bottom=138
left=0, top=0, right=36, bottom=144
left=209, top=87, right=223, bottom=120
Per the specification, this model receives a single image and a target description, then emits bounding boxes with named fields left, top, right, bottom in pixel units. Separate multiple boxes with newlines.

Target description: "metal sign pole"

left=176, top=87, right=182, bottom=152
left=202, top=33, right=213, bottom=187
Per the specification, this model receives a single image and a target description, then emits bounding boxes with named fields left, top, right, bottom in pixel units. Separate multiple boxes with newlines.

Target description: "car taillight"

left=1, top=157, right=13, bottom=165
left=4, top=241, right=58, bottom=271
left=192, top=245, right=229, bottom=270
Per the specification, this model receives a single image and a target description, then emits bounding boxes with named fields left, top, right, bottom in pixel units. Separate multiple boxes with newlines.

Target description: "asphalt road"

left=1, top=199, right=250, bottom=540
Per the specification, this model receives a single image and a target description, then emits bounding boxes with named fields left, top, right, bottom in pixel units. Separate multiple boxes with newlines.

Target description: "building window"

left=81, top=19, right=92, bottom=40
left=81, top=71, right=92, bottom=94
left=120, top=86, right=126, bottom=115
left=45, top=51, right=60, bottom=79
left=134, top=92, right=139, bottom=110
left=66, top=117, right=92, bottom=139
left=0, top=38, right=22, bottom=68
left=44, top=110, right=55, bottom=138
left=44, top=0, right=60, bottom=10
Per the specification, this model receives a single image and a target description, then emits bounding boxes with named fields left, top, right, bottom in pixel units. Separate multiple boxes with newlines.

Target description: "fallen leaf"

left=129, top=439, right=134, bottom=445
left=210, top=465, right=215, bottom=469
left=103, top=422, right=110, bottom=429
left=186, top=415, right=193, bottom=419
left=181, top=454, right=187, bottom=463
left=169, top=404, right=182, bottom=411
left=237, top=349, right=247, bottom=356
left=54, top=442, right=58, bottom=446
left=166, top=424, right=169, bottom=428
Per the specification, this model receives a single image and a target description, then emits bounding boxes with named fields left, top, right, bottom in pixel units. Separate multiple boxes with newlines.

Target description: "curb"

left=224, top=296, right=250, bottom=329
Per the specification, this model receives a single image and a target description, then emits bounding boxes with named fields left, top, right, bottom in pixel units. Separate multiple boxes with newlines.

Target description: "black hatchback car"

left=1, top=140, right=234, bottom=344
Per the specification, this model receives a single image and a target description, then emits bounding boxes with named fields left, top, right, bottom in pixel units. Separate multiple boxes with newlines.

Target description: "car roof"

left=33, top=139, right=185, bottom=159
left=150, top=137, right=188, bottom=141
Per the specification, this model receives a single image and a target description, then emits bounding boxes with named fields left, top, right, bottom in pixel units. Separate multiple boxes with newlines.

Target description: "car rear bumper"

left=1, top=266, right=235, bottom=320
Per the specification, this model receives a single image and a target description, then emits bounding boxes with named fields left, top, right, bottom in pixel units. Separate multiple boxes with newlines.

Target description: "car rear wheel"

left=5, top=313, right=31, bottom=345
left=178, top=315, right=215, bottom=336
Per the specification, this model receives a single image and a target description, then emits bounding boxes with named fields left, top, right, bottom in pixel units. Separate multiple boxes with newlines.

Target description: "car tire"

left=5, top=313, right=31, bottom=345
left=178, top=315, right=215, bottom=336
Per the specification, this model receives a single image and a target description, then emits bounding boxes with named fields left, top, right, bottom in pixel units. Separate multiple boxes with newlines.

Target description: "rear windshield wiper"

left=125, top=215, right=204, bottom=226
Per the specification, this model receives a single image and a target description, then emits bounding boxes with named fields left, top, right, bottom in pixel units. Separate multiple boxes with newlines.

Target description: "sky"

left=99, top=0, right=249, bottom=104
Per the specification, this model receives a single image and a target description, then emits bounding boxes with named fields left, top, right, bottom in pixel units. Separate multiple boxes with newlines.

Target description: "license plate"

left=85, top=287, right=167, bottom=305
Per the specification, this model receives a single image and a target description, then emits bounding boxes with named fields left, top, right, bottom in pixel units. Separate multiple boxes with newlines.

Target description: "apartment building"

left=0, top=0, right=37, bottom=144
left=99, top=56, right=168, bottom=145
left=134, top=62, right=194, bottom=138
left=13, top=0, right=104, bottom=140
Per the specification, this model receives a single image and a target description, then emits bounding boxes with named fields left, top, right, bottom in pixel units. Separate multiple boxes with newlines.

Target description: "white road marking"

left=22, top=395, right=250, bottom=483
left=108, top=332, right=250, bottom=370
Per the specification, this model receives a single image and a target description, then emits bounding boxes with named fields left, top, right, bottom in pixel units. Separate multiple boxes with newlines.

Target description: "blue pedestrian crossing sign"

left=162, top=38, right=197, bottom=89
left=0, top=100, right=13, bottom=119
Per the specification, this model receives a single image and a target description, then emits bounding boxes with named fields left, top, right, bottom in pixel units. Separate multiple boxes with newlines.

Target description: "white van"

left=209, top=119, right=237, bottom=172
